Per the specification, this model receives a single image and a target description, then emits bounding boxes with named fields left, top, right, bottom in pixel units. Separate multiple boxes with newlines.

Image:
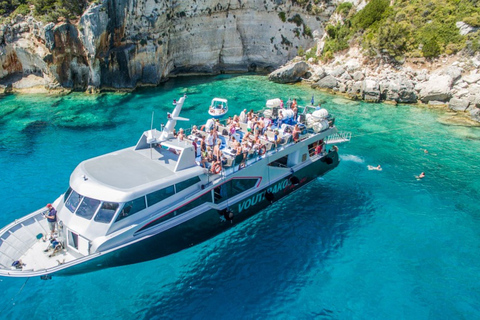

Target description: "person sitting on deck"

left=11, top=259, right=26, bottom=269
left=292, top=124, right=301, bottom=143
left=274, top=130, right=282, bottom=148
left=177, top=128, right=185, bottom=141
left=44, top=237, right=63, bottom=258
left=191, top=125, right=200, bottom=136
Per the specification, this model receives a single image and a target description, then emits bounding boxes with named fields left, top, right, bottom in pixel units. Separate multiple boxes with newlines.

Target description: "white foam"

left=340, top=154, right=365, bottom=163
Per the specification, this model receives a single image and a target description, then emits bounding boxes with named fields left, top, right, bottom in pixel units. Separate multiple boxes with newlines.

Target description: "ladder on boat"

left=325, top=131, right=352, bottom=144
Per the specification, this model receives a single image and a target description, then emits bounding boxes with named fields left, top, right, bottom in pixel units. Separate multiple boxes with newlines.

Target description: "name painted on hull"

left=238, top=179, right=291, bottom=213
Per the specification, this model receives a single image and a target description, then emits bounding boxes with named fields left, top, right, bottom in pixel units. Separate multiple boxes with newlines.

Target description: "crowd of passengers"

left=171, top=101, right=322, bottom=174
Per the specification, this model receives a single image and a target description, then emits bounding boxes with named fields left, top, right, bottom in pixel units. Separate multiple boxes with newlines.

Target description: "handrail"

left=325, top=131, right=351, bottom=144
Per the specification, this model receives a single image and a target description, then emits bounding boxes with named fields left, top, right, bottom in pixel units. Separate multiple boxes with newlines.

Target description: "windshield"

left=94, top=202, right=119, bottom=224
left=65, top=190, right=83, bottom=213
left=76, top=197, right=101, bottom=220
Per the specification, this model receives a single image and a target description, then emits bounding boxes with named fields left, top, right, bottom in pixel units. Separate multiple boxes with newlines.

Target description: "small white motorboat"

left=208, top=98, right=228, bottom=118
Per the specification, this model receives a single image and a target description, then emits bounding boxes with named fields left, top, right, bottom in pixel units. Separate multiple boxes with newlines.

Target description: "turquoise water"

left=1, top=75, right=480, bottom=319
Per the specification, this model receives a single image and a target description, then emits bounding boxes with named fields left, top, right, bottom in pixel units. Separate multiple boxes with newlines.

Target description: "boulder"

left=309, top=66, right=326, bottom=81
left=363, top=79, right=380, bottom=102
left=463, top=73, right=480, bottom=84
left=439, top=66, right=462, bottom=83
left=312, top=75, right=337, bottom=89
left=468, top=94, right=480, bottom=108
left=470, top=108, right=480, bottom=122
left=448, top=98, right=470, bottom=112
left=378, top=77, right=417, bottom=103
left=330, top=66, right=346, bottom=78
left=418, top=74, right=453, bottom=102
left=353, top=71, right=364, bottom=81
left=268, top=61, right=309, bottom=84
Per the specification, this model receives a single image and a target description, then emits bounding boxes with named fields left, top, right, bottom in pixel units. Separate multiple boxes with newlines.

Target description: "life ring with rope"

left=211, top=162, right=222, bottom=174
left=258, top=145, right=267, bottom=156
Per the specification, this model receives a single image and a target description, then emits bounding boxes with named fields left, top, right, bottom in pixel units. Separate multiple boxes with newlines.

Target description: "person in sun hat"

left=44, top=203, right=57, bottom=236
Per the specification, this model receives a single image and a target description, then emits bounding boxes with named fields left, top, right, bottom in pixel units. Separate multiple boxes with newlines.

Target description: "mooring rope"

left=0, top=277, right=30, bottom=314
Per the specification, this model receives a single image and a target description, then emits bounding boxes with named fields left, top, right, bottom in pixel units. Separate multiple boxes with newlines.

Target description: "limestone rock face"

left=268, top=61, right=309, bottom=83
left=418, top=74, right=453, bottom=102
left=0, top=0, right=334, bottom=90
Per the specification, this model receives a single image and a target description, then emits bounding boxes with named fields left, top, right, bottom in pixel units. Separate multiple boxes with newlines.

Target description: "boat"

left=208, top=97, right=228, bottom=118
left=0, top=94, right=350, bottom=278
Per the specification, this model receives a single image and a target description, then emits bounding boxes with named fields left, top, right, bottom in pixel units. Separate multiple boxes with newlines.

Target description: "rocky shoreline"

left=268, top=47, right=480, bottom=124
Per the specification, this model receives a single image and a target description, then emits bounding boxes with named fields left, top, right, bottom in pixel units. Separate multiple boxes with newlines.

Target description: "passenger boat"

left=208, top=97, right=228, bottom=118
left=0, top=94, right=350, bottom=278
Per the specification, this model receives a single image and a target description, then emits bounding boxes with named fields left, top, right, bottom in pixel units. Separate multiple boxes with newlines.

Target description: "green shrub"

left=352, top=0, right=390, bottom=30
left=278, top=12, right=286, bottom=23
left=288, top=14, right=303, bottom=27
left=12, top=3, right=29, bottom=15
left=463, top=15, right=480, bottom=28
left=336, top=2, right=352, bottom=16
left=422, top=38, right=441, bottom=58
left=297, top=46, right=305, bottom=56
left=326, top=24, right=336, bottom=39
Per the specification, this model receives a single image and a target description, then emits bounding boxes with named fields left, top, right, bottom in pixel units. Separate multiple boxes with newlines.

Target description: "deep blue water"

left=0, top=75, right=480, bottom=319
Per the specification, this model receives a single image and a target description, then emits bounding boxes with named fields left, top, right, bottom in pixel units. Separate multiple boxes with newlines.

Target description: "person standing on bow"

left=45, top=203, right=57, bottom=236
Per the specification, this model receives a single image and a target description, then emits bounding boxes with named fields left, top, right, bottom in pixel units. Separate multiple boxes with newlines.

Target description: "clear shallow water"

left=1, top=75, right=480, bottom=319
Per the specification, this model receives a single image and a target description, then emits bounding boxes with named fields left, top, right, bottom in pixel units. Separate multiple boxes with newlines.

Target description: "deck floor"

left=19, top=239, right=82, bottom=272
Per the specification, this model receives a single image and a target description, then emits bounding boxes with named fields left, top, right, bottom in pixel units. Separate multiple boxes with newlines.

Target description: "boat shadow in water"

left=135, top=180, right=376, bottom=318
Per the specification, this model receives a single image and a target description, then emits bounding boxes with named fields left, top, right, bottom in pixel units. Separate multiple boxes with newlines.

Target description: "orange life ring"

left=258, top=145, right=267, bottom=156
left=211, top=162, right=222, bottom=174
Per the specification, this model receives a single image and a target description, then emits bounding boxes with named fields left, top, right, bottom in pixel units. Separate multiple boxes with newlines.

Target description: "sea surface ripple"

left=0, top=75, right=479, bottom=319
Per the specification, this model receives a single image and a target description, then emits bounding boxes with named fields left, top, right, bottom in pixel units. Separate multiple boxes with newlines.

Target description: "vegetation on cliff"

left=0, top=0, right=86, bottom=22
left=321, top=0, right=480, bottom=62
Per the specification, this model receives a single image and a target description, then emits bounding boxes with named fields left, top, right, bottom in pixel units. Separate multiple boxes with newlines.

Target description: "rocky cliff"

left=0, top=0, right=334, bottom=92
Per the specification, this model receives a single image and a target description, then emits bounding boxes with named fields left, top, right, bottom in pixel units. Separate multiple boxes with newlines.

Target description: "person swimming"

left=368, top=165, right=382, bottom=171
left=415, top=172, right=425, bottom=179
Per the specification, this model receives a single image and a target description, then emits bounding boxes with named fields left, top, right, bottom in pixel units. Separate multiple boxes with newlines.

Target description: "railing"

left=325, top=131, right=351, bottom=144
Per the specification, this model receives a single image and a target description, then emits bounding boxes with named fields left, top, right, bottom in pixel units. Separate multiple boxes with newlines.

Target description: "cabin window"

left=175, top=176, right=201, bottom=193
left=214, top=178, right=258, bottom=204
left=137, top=191, right=213, bottom=233
left=146, top=185, right=175, bottom=207
left=268, top=155, right=288, bottom=168
left=94, top=202, right=119, bottom=223
left=65, top=190, right=83, bottom=213
left=64, top=187, right=73, bottom=202
left=176, top=191, right=212, bottom=215
left=115, top=196, right=146, bottom=222
left=76, top=197, right=101, bottom=220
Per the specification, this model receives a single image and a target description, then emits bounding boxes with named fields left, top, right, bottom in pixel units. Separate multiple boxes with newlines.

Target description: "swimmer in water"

left=415, top=172, right=425, bottom=179
left=368, top=165, right=382, bottom=171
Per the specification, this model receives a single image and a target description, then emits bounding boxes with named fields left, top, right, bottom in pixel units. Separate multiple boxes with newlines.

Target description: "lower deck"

left=19, top=237, right=82, bottom=272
